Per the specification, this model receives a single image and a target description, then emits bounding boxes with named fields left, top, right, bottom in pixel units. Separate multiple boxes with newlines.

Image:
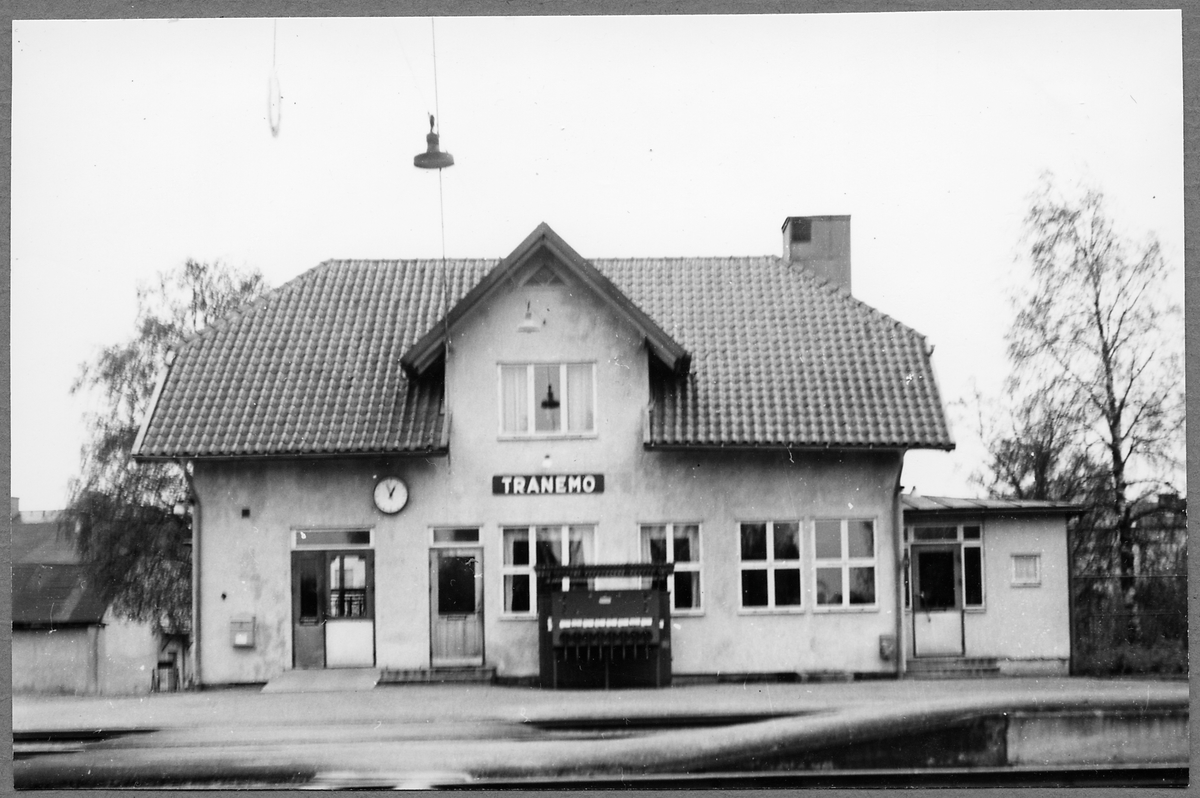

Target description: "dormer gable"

left=400, top=223, right=691, bottom=377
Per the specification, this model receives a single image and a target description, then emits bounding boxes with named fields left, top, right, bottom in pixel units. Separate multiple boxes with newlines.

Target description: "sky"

left=10, top=11, right=1185, bottom=511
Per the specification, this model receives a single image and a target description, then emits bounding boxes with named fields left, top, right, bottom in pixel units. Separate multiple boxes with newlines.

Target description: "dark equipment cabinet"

left=536, top=563, right=673, bottom=689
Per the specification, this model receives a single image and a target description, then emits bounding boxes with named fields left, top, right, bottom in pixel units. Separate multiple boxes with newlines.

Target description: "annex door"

left=911, top=545, right=965, bottom=657
left=291, top=550, right=375, bottom=669
left=430, top=548, right=483, bottom=666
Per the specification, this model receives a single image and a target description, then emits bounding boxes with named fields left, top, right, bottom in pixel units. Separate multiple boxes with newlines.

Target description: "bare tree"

left=1006, top=176, right=1184, bottom=580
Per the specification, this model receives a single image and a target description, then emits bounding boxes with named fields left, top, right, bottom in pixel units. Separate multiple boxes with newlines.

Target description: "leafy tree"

left=62, top=260, right=268, bottom=632
left=1002, top=176, right=1184, bottom=579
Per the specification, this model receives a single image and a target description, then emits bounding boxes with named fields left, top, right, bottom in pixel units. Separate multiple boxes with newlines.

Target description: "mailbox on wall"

left=230, top=615, right=256, bottom=648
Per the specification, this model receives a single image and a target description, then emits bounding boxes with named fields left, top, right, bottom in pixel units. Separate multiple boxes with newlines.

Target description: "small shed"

left=901, top=495, right=1081, bottom=676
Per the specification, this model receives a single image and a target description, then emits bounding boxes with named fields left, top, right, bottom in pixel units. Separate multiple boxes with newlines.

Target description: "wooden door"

left=912, top=546, right=965, bottom=657
left=292, top=551, right=326, bottom=669
left=430, top=548, right=484, bottom=666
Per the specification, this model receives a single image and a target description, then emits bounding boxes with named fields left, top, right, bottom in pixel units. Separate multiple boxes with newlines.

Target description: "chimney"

left=782, top=215, right=851, bottom=294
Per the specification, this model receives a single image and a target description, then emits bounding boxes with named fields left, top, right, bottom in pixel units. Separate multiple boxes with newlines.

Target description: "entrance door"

left=912, top=546, right=964, bottom=657
left=291, top=550, right=375, bottom=669
left=430, top=548, right=483, bottom=666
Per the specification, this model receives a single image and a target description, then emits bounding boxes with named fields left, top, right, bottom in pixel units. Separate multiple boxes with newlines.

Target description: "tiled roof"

left=136, top=237, right=953, bottom=457
left=13, top=563, right=109, bottom=626
left=902, top=495, right=1083, bottom=515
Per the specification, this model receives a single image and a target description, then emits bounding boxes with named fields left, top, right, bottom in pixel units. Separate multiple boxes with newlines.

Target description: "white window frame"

left=813, top=518, right=879, bottom=611
left=903, top=523, right=986, bottom=610
left=429, top=527, right=482, bottom=547
left=640, top=523, right=703, bottom=615
left=500, top=523, right=596, bottom=618
left=738, top=521, right=803, bottom=612
left=498, top=362, right=597, bottom=438
left=1011, top=553, right=1042, bottom=587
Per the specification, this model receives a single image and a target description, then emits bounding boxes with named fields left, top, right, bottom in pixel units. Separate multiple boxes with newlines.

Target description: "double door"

left=292, top=550, right=375, bottom=668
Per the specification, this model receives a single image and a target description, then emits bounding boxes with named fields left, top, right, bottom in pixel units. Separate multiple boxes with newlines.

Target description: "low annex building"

left=132, top=217, right=1068, bottom=685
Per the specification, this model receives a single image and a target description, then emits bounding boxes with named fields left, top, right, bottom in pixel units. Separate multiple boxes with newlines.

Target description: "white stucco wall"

left=12, top=627, right=97, bottom=694
left=191, top=261, right=906, bottom=685
left=99, top=611, right=159, bottom=694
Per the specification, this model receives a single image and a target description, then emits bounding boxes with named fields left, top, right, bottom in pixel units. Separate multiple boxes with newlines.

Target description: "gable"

left=400, top=223, right=690, bottom=378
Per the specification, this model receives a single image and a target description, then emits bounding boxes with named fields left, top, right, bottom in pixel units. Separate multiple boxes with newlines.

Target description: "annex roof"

left=902, top=495, right=1083, bottom=517
left=134, top=224, right=954, bottom=458
left=12, top=520, right=109, bottom=627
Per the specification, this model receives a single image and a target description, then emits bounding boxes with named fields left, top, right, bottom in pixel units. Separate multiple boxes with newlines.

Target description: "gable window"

left=501, top=524, right=595, bottom=616
left=500, top=363, right=595, bottom=436
left=641, top=523, right=702, bottom=613
left=814, top=519, right=877, bottom=608
left=739, top=521, right=802, bottom=610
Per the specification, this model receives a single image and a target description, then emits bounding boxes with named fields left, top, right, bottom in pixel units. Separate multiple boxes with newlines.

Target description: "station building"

left=132, top=217, right=1073, bottom=685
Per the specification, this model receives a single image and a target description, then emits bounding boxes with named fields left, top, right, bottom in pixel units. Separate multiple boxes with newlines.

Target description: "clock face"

left=373, top=477, right=409, bottom=514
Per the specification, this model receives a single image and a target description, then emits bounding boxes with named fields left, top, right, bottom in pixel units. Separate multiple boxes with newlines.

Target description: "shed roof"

left=134, top=224, right=954, bottom=458
left=902, top=495, right=1084, bottom=517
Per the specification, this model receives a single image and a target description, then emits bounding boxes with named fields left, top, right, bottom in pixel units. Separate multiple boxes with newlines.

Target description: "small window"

left=502, top=524, right=595, bottom=616
left=433, top=528, right=480, bottom=545
left=641, top=523, right=702, bottom=613
left=913, top=526, right=957, bottom=541
left=739, top=522, right=802, bottom=609
left=1012, top=554, right=1041, bottom=586
left=294, top=529, right=372, bottom=548
left=500, top=363, right=595, bottom=436
left=815, top=519, right=877, bottom=608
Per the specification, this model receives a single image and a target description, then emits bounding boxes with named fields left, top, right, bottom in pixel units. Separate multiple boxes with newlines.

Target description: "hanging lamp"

left=541, top=384, right=561, bottom=410
left=414, top=113, right=454, bottom=170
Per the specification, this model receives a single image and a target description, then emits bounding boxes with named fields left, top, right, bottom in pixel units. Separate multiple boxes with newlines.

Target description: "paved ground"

left=12, top=677, right=1189, bottom=788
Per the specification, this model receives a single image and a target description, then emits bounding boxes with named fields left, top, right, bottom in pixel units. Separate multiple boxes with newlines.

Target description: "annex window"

left=501, top=524, right=595, bottom=616
left=1011, top=553, right=1041, bottom=586
left=739, top=521, right=802, bottom=609
left=641, top=523, right=702, bottom=613
left=814, top=519, right=877, bottom=608
left=499, top=363, right=595, bottom=436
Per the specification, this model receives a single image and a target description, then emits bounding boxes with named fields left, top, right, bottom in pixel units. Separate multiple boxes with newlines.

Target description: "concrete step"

left=907, top=657, right=1000, bottom=679
left=379, top=666, right=496, bottom=685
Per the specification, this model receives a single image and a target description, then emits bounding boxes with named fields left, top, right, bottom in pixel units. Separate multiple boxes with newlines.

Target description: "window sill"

left=737, top=606, right=806, bottom=615
left=498, top=433, right=599, bottom=442
left=498, top=614, right=538, bottom=621
left=1011, top=582, right=1042, bottom=588
left=671, top=610, right=705, bottom=618
left=812, top=605, right=880, bottom=614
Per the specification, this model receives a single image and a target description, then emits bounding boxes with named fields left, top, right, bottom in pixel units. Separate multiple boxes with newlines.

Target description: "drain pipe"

left=180, top=459, right=202, bottom=689
left=893, top=459, right=906, bottom=679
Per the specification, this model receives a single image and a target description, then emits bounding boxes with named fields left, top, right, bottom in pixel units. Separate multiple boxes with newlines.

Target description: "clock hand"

left=388, top=485, right=396, bottom=498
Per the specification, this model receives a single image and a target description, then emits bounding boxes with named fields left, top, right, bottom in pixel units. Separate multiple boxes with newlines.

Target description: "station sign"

left=493, top=474, right=604, bottom=495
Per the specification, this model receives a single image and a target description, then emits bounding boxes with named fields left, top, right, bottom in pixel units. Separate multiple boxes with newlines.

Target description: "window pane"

left=740, top=523, right=767, bottom=561
left=566, top=364, right=594, bottom=432
left=774, top=569, right=802, bottom=606
left=964, top=547, right=983, bottom=605
left=1013, top=554, right=1039, bottom=583
left=294, top=529, right=371, bottom=548
left=814, top=521, right=842, bottom=559
left=674, top=525, right=699, bottom=563
left=500, top=365, right=528, bottom=433
left=505, top=574, right=530, bottom=613
left=741, top=569, right=768, bottom=606
left=962, top=525, right=982, bottom=540
left=567, top=525, right=593, bottom=565
left=816, top=567, right=843, bottom=605
left=434, top=528, right=479, bottom=544
left=438, top=556, right=477, bottom=615
left=503, top=528, right=529, bottom=566
left=674, top=571, right=700, bottom=610
left=914, top=526, right=957, bottom=541
left=848, top=567, right=875, bottom=604
left=535, top=526, right=562, bottom=565
left=773, top=522, right=800, bottom=560
left=641, top=525, right=667, bottom=563
left=533, top=364, right=562, bottom=432
left=848, top=521, right=874, bottom=558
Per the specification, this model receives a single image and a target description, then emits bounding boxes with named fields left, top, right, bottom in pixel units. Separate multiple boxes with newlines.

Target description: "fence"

left=1070, top=573, right=1188, bottom=675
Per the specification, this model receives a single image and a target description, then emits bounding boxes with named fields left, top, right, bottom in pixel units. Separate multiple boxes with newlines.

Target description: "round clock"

left=373, top=477, right=409, bottom=514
